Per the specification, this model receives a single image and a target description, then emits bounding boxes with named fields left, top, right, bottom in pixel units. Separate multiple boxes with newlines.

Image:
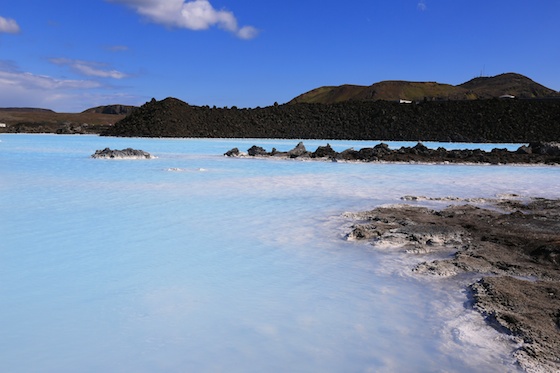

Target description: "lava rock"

left=287, top=142, right=308, bottom=158
left=91, top=147, right=154, bottom=159
left=224, top=147, right=240, bottom=157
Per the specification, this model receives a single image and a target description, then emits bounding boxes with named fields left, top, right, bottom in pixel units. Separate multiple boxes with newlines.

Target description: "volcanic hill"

left=103, top=95, right=560, bottom=142
left=289, top=73, right=559, bottom=104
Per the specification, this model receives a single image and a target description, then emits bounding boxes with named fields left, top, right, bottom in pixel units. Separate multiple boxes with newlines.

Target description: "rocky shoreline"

left=225, top=141, right=560, bottom=165
left=345, top=197, right=560, bottom=372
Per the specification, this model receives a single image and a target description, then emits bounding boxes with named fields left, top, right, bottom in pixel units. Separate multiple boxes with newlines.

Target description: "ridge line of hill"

left=288, top=72, right=560, bottom=104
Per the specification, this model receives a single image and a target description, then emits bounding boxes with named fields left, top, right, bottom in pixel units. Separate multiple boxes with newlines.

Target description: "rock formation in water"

left=225, top=141, right=560, bottom=165
left=91, top=147, right=154, bottom=159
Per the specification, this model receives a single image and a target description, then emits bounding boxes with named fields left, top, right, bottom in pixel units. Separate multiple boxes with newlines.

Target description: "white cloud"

left=237, top=25, right=259, bottom=40
left=0, top=16, right=20, bottom=33
left=417, top=1, right=427, bottom=11
left=0, top=69, right=101, bottom=90
left=106, top=45, right=130, bottom=52
left=107, top=0, right=258, bottom=39
left=0, top=64, right=143, bottom=112
left=0, top=66, right=101, bottom=110
left=49, top=58, right=129, bottom=79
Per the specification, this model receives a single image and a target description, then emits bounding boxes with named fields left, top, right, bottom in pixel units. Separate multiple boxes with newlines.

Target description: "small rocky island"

left=225, top=141, right=560, bottom=165
left=91, top=147, right=154, bottom=159
left=346, top=197, right=560, bottom=372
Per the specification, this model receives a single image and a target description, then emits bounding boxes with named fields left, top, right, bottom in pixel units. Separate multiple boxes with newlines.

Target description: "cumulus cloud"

left=0, top=16, right=20, bottom=33
left=107, top=0, right=258, bottom=39
left=49, top=58, right=129, bottom=79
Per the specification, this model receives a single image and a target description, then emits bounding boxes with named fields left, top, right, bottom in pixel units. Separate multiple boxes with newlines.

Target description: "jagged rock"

left=374, top=142, right=391, bottom=153
left=247, top=145, right=267, bottom=156
left=312, top=143, right=337, bottom=158
left=270, top=147, right=288, bottom=157
left=529, top=141, right=560, bottom=155
left=287, top=142, right=308, bottom=158
left=413, top=142, right=430, bottom=154
left=230, top=142, right=560, bottom=165
left=91, top=147, right=154, bottom=159
left=338, top=148, right=359, bottom=161
left=224, top=147, right=240, bottom=157
left=515, top=145, right=532, bottom=154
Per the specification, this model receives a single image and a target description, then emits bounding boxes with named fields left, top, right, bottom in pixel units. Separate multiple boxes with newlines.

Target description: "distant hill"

left=82, top=104, right=137, bottom=115
left=458, top=73, right=558, bottom=99
left=289, top=73, right=560, bottom=104
left=0, top=107, right=55, bottom=113
left=0, top=105, right=132, bottom=134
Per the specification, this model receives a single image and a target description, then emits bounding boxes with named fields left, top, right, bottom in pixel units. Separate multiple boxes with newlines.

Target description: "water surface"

left=1, top=135, right=558, bottom=372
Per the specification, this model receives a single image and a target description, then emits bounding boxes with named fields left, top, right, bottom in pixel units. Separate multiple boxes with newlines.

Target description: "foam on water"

left=2, top=135, right=558, bottom=372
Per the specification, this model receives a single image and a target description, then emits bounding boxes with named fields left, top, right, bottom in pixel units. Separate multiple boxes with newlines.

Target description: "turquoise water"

left=1, top=135, right=558, bottom=372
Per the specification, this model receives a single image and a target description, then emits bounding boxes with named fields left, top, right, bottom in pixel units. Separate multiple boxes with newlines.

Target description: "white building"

left=0, top=123, right=6, bottom=128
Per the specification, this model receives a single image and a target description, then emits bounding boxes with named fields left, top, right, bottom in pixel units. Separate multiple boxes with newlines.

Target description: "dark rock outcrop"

left=247, top=145, right=267, bottom=156
left=225, top=142, right=560, bottom=165
left=224, top=147, right=240, bottom=157
left=313, top=144, right=338, bottom=158
left=287, top=142, right=308, bottom=158
left=91, top=148, right=154, bottom=159
left=529, top=142, right=560, bottom=156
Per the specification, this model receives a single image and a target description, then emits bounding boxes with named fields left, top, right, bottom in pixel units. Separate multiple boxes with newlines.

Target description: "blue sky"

left=0, top=0, right=559, bottom=112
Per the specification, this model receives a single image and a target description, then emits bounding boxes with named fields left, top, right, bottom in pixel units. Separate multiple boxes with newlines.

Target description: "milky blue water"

left=1, top=135, right=559, bottom=373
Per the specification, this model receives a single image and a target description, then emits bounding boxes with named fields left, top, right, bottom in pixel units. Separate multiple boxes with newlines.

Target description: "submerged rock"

left=91, top=147, right=154, bottom=159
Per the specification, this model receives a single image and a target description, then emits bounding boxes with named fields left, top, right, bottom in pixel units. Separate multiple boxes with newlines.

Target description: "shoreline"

left=344, top=196, right=560, bottom=372
left=228, top=154, right=560, bottom=167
